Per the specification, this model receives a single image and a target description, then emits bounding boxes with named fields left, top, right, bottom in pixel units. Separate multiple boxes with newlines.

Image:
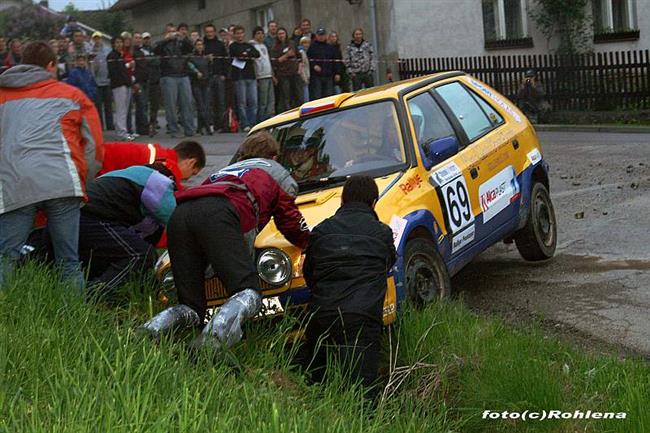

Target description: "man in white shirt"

left=251, top=26, right=275, bottom=123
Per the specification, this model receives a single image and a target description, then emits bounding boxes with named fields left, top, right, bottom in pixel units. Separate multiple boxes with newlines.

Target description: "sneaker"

left=243, top=126, right=251, bottom=133
left=208, top=125, right=215, bottom=135
left=125, top=134, right=136, bottom=141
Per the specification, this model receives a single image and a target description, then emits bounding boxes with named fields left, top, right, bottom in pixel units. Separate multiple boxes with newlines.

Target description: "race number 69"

left=442, top=177, right=474, bottom=233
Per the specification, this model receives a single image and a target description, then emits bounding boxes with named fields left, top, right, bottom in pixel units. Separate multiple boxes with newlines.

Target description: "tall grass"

left=1, top=263, right=648, bottom=433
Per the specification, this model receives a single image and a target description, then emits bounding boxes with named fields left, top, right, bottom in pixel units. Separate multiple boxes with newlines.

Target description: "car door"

left=406, top=90, right=477, bottom=258
left=433, top=80, right=521, bottom=250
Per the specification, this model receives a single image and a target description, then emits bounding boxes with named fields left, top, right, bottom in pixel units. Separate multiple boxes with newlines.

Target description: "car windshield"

left=268, top=101, right=406, bottom=190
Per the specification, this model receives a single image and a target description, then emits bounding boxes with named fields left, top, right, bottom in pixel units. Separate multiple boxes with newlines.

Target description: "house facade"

left=112, top=0, right=649, bottom=80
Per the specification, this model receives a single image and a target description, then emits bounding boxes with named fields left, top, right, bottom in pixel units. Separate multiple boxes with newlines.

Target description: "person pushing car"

left=139, top=131, right=310, bottom=349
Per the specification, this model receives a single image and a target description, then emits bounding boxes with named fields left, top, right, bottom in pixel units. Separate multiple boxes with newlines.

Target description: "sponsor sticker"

left=399, top=173, right=424, bottom=195
left=430, top=161, right=462, bottom=187
left=478, top=165, right=520, bottom=223
left=389, top=215, right=408, bottom=249
left=452, top=225, right=475, bottom=254
left=527, top=148, right=542, bottom=166
left=469, top=79, right=522, bottom=123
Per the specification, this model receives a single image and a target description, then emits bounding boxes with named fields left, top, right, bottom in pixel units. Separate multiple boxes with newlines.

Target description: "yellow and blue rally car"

left=156, top=71, right=557, bottom=324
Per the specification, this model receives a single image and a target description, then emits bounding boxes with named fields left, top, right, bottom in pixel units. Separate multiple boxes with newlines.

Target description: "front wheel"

left=404, top=238, right=451, bottom=306
left=515, top=182, right=557, bottom=261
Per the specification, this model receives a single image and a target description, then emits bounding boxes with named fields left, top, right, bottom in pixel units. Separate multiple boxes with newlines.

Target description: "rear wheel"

left=515, top=182, right=557, bottom=261
left=404, top=238, right=451, bottom=306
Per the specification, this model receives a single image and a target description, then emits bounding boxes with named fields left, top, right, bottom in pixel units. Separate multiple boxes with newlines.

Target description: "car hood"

left=255, top=172, right=402, bottom=249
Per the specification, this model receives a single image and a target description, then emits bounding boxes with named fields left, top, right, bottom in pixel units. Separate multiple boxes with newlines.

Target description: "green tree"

left=0, top=4, right=65, bottom=40
left=530, top=0, right=592, bottom=54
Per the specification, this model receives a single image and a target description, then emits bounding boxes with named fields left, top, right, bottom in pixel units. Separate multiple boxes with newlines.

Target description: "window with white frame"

left=482, top=0, right=529, bottom=41
left=254, top=5, right=274, bottom=32
left=593, top=0, right=637, bottom=33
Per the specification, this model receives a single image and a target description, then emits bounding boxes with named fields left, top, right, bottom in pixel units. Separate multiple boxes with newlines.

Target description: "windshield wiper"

left=298, top=175, right=349, bottom=191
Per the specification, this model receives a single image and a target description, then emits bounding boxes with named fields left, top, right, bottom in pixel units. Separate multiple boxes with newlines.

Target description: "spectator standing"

left=60, top=16, right=82, bottom=38
left=307, top=28, right=341, bottom=100
left=67, top=54, right=98, bottom=103
left=120, top=32, right=137, bottom=136
left=298, top=36, right=311, bottom=102
left=229, top=25, right=260, bottom=132
left=190, top=31, right=200, bottom=44
left=271, top=27, right=302, bottom=113
left=345, top=28, right=375, bottom=91
left=141, top=33, right=162, bottom=136
left=293, top=18, right=314, bottom=44
left=90, top=32, right=114, bottom=130
left=0, top=37, right=7, bottom=61
left=190, top=39, right=213, bottom=135
left=0, top=41, right=103, bottom=291
left=251, top=26, right=274, bottom=122
left=219, top=27, right=232, bottom=48
left=203, top=24, right=227, bottom=133
left=154, top=24, right=195, bottom=137
left=3, top=39, right=22, bottom=69
left=327, top=31, right=346, bottom=94
left=178, top=23, right=190, bottom=40
left=264, top=20, right=278, bottom=50
left=107, top=36, right=133, bottom=140
left=132, top=32, right=150, bottom=136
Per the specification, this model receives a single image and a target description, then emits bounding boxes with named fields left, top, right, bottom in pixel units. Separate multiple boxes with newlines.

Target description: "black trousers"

left=78, top=214, right=156, bottom=295
left=351, top=72, right=374, bottom=91
left=95, top=85, right=114, bottom=130
left=304, top=312, right=382, bottom=397
left=149, top=81, right=161, bottom=127
left=167, top=196, right=258, bottom=320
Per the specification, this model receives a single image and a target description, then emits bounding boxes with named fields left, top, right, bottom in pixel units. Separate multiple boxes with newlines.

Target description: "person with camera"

left=516, top=69, right=551, bottom=123
left=154, top=23, right=195, bottom=138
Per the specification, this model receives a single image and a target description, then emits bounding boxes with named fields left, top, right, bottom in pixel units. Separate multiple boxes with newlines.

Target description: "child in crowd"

left=67, top=53, right=98, bottom=103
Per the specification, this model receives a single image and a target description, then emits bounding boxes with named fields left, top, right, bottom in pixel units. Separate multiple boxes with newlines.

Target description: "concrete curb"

left=535, top=124, right=650, bottom=134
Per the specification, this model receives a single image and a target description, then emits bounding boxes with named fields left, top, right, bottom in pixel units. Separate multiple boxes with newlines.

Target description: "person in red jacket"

left=140, top=131, right=309, bottom=349
left=98, top=140, right=206, bottom=188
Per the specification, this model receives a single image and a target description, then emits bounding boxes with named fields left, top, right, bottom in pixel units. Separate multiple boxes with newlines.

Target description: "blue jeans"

left=234, top=79, right=258, bottom=129
left=160, top=76, right=194, bottom=136
left=0, top=197, right=83, bottom=292
left=309, top=76, right=335, bottom=100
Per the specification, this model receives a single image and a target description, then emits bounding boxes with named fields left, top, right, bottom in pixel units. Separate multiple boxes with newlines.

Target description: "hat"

left=316, top=27, right=326, bottom=35
left=219, top=28, right=229, bottom=33
left=142, top=32, right=152, bottom=39
left=525, top=69, right=537, bottom=77
left=91, top=31, right=102, bottom=38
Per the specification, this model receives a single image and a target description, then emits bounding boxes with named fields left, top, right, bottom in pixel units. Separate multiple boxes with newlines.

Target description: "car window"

left=267, top=101, right=406, bottom=188
left=436, top=82, right=495, bottom=141
left=470, top=90, right=504, bottom=126
left=407, top=91, right=458, bottom=155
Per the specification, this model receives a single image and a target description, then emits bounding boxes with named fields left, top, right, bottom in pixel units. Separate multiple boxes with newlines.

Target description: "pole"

left=369, top=0, right=380, bottom=85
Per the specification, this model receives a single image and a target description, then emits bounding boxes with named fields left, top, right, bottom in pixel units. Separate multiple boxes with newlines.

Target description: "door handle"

left=470, top=167, right=479, bottom=179
left=512, top=139, right=520, bottom=150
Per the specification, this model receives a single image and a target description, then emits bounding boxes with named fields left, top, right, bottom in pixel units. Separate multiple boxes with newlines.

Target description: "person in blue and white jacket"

left=78, top=163, right=177, bottom=299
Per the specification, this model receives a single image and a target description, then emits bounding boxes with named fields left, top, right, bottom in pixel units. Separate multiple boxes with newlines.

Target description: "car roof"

left=253, top=71, right=466, bottom=130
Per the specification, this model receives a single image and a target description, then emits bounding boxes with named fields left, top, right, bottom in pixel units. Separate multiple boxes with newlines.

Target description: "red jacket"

left=98, top=142, right=184, bottom=189
left=176, top=158, right=309, bottom=250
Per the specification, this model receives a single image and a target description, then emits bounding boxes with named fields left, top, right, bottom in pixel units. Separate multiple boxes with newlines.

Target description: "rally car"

left=155, top=71, right=557, bottom=324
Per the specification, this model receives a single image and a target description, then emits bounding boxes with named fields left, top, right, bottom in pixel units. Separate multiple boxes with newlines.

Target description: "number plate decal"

left=430, top=165, right=476, bottom=255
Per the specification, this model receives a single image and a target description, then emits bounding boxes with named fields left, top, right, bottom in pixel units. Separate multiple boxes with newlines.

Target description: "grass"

left=1, top=262, right=648, bottom=433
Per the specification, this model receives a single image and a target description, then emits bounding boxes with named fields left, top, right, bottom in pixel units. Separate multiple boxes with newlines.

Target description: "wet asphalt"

left=120, top=129, right=650, bottom=356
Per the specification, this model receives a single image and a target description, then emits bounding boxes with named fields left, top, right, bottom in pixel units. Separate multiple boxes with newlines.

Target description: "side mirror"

left=421, top=136, right=459, bottom=170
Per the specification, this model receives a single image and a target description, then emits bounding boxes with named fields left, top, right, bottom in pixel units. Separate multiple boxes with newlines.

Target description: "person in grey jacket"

left=90, top=32, right=114, bottom=130
left=0, top=41, right=104, bottom=291
left=345, top=28, right=375, bottom=91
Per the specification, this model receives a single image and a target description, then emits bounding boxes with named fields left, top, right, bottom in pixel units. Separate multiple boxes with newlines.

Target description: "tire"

left=404, top=237, right=451, bottom=306
left=515, top=182, right=557, bottom=261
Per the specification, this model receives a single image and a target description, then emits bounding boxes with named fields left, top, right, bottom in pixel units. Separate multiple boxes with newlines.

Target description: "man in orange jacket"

left=98, top=140, right=206, bottom=189
left=0, top=41, right=103, bottom=291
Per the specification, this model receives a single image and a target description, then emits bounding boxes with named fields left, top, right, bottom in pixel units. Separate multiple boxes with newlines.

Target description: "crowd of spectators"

left=0, top=17, right=377, bottom=138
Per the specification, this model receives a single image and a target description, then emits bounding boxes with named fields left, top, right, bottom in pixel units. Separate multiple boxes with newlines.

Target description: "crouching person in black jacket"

left=303, top=175, right=396, bottom=398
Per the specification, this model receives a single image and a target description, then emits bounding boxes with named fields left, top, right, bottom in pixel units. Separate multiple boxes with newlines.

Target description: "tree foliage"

left=530, top=0, right=592, bottom=54
left=62, top=2, right=130, bottom=37
left=0, top=5, right=64, bottom=40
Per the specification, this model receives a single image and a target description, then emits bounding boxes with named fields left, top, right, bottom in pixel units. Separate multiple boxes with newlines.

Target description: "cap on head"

left=142, top=32, right=152, bottom=39
left=525, top=69, right=537, bottom=77
left=316, top=27, right=326, bottom=35
left=92, top=31, right=103, bottom=39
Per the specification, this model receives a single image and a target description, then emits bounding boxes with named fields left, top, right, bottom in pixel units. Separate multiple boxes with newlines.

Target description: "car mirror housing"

left=422, top=136, right=459, bottom=170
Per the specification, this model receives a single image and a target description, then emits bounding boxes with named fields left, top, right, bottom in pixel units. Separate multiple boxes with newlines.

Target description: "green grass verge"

left=1, top=263, right=648, bottom=433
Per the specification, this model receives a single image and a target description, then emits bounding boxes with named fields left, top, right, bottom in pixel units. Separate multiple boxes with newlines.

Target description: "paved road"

left=456, top=131, right=650, bottom=355
left=110, top=129, right=650, bottom=354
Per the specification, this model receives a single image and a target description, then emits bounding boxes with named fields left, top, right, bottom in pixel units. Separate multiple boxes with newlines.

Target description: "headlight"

left=257, top=248, right=292, bottom=286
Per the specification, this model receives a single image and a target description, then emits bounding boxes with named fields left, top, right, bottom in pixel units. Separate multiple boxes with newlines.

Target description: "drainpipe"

left=369, top=0, right=380, bottom=85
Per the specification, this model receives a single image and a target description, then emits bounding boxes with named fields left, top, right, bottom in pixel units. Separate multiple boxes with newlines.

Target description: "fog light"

left=257, top=248, right=292, bottom=286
